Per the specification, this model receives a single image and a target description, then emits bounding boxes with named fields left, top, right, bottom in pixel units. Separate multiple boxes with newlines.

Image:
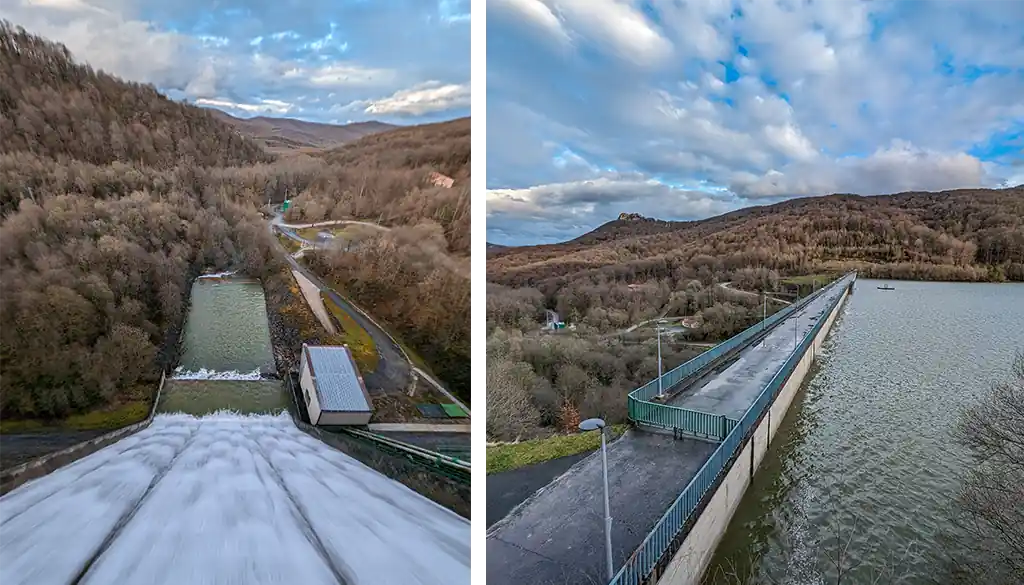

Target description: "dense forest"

left=0, top=21, right=469, bottom=418
left=487, top=187, right=1023, bottom=440
left=289, top=117, right=471, bottom=398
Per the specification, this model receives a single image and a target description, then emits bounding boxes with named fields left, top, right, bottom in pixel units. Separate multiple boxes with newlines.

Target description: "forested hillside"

left=0, top=21, right=279, bottom=418
left=490, top=188, right=1024, bottom=287
left=486, top=187, right=1023, bottom=440
left=0, top=21, right=470, bottom=417
left=294, top=119, right=472, bottom=398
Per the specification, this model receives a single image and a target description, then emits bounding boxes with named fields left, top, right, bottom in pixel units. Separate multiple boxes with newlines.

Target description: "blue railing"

left=610, top=272, right=856, bottom=585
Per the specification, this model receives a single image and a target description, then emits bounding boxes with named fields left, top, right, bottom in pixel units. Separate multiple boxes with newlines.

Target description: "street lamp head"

left=579, top=418, right=606, bottom=432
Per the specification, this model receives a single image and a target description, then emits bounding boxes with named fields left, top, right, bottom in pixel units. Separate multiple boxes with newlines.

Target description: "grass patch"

left=0, top=400, right=150, bottom=434
left=65, top=401, right=149, bottom=430
left=781, top=273, right=834, bottom=286
left=277, top=233, right=302, bottom=254
left=321, top=292, right=379, bottom=373
left=296, top=226, right=364, bottom=241
left=323, top=277, right=436, bottom=377
left=487, top=424, right=628, bottom=474
left=296, top=227, right=325, bottom=241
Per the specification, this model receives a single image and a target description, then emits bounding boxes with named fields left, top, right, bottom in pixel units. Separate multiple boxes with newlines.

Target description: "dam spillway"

left=0, top=412, right=470, bottom=585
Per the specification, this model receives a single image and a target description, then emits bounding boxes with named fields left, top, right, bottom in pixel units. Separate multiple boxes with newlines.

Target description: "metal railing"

left=627, top=274, right=848, bottom=438
left=610, top=272, right=856, bottom=585
left=340, top=428, right=471, bottom=484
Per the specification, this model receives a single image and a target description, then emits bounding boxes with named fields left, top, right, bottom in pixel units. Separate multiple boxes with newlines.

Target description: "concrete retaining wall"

left=0, top=371, right=167, bottom=496
left=658, top=284, right=851, bottom=585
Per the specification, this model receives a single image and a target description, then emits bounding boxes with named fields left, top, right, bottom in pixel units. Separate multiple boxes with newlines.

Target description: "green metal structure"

left=610, top=272, right=857, bottom=585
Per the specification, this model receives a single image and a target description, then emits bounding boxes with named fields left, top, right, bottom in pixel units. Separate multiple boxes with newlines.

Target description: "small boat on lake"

left=877, top=283, right=895, bottom=290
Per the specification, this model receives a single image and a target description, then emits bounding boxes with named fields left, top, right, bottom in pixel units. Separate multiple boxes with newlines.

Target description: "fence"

left=628, top=274, right=847, bottom=439
left=284, top=372, right=470, bottom=484
left=610, top=272, right=856, bottom=585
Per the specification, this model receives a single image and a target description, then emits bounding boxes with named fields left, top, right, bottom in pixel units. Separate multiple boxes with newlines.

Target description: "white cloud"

left=195, top=97, right=294, bottom=115
left=486, top=0, right=1022, bottom=242
left=556, top=0, right=673, bottom=67
left=306, top=63, right=396, bottom=87
left=345, top=81, right=470, bottom=117
left=730, top=141, right=991, bottom=198
left=2, top=0, right=468, bottom=124
left=489, top=0, right=570, bottom=45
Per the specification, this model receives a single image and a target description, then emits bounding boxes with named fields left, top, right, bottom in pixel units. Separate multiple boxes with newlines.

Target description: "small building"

left=299, top=344, right=374, bottom=426
left=428, top=171, right=455, bottom=189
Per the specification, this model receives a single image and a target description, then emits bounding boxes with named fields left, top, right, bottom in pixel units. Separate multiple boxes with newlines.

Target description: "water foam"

left=0, top=411, right=469, bottom=585
left=172, top=366, right=263, bottom=380
left=197, top=270, right=238, bottom=279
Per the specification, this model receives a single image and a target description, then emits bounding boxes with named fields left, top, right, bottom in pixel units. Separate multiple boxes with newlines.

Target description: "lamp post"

left=762, top=291, right=767, bottom=331
left=656, top=320, right=665, bottom=398
left=579, top=418, right=613, bottom=581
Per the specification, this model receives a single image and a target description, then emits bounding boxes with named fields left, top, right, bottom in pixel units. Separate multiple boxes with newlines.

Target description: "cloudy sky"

left=486, top=0, right=1024, bottom=245
left=1, top=0, right=469, bottom=124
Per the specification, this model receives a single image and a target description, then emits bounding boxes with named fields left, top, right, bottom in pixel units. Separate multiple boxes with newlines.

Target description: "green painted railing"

left=611, top=272, right=856, bottom=585
left=627, top=273, right=846, bottom=440
left=341, top=428, right=472, bottom=485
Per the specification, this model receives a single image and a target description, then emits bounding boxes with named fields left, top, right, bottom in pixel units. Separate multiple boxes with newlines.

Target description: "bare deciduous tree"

left=953, top=351, right=1024, bottom=584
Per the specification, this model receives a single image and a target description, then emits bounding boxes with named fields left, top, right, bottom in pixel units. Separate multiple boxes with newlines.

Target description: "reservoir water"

left=706, top=279, right=1024, bottom=584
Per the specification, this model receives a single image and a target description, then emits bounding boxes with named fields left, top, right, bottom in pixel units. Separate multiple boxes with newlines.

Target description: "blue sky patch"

left=6, top=0, right=469, bottom=125
left=486, top=0, right=1023, bottom=245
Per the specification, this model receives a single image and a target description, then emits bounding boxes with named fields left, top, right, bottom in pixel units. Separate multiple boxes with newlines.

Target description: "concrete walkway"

left=668, top=281, right=846, bottom=418
left=486, top=279, right=852, bottom=585
left=486, top=430, right=716, bottom=585
left=292, top=269, right=337, bottom=335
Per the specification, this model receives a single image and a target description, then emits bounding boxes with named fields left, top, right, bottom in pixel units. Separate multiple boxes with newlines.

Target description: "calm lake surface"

left=160, top=277, right=286, bottom=415
left=706, top=279, right=1024, bottom=585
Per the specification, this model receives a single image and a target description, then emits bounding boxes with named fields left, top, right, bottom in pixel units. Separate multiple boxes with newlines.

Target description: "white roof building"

left=299, top=344, right=374, bottom=426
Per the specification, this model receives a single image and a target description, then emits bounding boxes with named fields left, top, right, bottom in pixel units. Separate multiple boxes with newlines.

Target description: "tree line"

left=0, top=21, right=469, bottom=418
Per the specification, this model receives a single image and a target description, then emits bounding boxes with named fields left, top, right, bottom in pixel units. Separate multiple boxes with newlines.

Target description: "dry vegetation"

left=287, top=118, right=472, bottom=403
left=0, top=21, right=470, bottom=420
left=487, top=187, right=1022, bottom=441
left=953, top=351, right=1024, bottom=584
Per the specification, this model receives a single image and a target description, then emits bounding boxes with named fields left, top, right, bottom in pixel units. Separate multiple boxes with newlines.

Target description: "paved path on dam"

left=486, top=431, right=716, bottom=585
left=0, top=413, right=470, bottom=585
left=486, top=281, right=850, bottom=585
left=667, top=281, right=847, bottom=418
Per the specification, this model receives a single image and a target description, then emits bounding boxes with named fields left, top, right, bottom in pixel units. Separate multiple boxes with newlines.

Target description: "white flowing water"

left=0, top=412, right=470, bottom=585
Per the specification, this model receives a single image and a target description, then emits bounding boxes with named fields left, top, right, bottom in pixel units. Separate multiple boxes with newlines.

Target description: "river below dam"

left=706, top=279, right=1024, bottom=585
left=159, top=275, right=287, bottom=415
left=0, top=275, right=471, bottom=584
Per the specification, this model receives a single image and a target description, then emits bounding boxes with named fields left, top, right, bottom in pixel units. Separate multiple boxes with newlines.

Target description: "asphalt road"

left=486, top=451, right=594, bottom=528
left=486, top=278, right=853, bottom=585
left=486, top=430, right=717, bottom=585
left=0, top=430, right=110, bottom=472
left=269, top=216, right=411, bottom=395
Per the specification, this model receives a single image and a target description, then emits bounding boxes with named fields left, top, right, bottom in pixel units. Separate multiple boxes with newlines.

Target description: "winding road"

left=269, top=213, right=469, bottom=414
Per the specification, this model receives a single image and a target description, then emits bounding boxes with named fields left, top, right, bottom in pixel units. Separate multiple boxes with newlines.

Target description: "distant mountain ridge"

left=206, top=109, right=397, bottom=151
left=488, top=187, right=1024, bottom=284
